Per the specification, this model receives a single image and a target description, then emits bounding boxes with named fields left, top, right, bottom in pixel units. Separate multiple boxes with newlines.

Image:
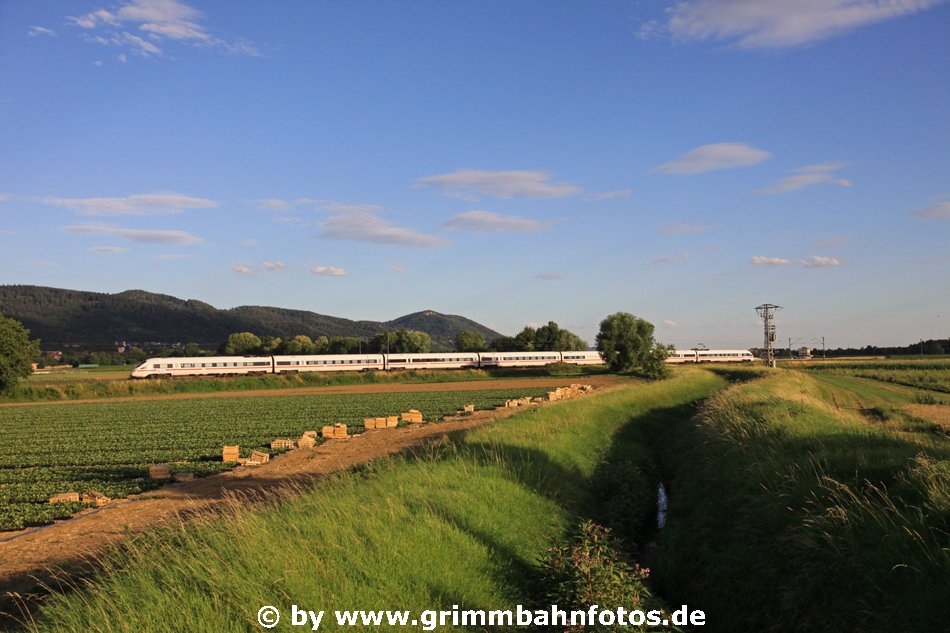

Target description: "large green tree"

left=0, top=315, right=41, bottom=392
left=221, top=332, right=262, bottom=355
left=595, top=312, right=670, bottom=378
left=370, top=329, right=432, bottom=354
left=455, top=331, right=487, bottom=352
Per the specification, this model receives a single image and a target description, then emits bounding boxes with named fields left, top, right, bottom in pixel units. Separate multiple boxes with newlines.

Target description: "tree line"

left=0, top=311, right=671, bottom=392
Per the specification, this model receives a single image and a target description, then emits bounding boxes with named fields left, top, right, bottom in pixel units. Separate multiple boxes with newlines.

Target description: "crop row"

left=0, top=388, right=550, bottom=530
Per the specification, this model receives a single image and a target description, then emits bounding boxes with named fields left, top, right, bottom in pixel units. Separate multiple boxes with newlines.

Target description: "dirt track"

left=0, top=379, right=625, bottom=619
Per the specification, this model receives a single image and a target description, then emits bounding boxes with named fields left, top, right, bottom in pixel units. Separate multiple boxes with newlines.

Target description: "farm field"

left=0, top=387, right=553, bottom=531
left=11, top=365, right=609, bottom=403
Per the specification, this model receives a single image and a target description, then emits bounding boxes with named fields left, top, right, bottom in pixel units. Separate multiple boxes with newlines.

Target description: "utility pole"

left=755, top=304, right=782, bottom=368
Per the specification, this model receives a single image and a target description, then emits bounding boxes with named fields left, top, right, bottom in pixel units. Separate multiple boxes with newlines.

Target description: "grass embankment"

left=10, top=366, right=608, bottom=403
left=18, top=370, right=724, bottom=632
left=652, top=368, right=950, bottom=633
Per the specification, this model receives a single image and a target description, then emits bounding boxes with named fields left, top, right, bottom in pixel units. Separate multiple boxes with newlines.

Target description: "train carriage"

left=273, top=354, right=384, bottom=374
left=383, top=353, right=480, bottom=370
left=130, top=356, right=272, bottom=379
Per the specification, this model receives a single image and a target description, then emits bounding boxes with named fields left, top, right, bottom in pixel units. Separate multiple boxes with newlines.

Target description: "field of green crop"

left=800, top=359, right=950, bottom=395
left=0, top=388, right=550, bottom=531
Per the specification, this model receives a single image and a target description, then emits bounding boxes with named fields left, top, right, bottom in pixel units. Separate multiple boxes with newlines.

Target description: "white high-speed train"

left=130, top=350, right=605, bottom=379
left=666, top=349, right=754, bottom=363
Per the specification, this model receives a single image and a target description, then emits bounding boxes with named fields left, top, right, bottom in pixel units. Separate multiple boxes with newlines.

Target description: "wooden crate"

left=321, top=425, right=336, bottom=438
left=250, top=450, right=270, bottom=463
left=297, top=434, right=316, bottom=449
left=463, top=404, right=475, bottom=413
left=363, top=417, right=377, bottom=429
left=271, top=439, right=295, bottom=450
left=149, top=464, right=171, bottom=479
left=303, top=430, right=318, bottom=438
left=222, top=445, right=240, bottom=462
left=49, top=492, right=80, bottom=504
left=82, top=490, right=111, bottom=506
left=386, top=416, right=398, bottom=428
left=331, top=424, right=348, bottom=438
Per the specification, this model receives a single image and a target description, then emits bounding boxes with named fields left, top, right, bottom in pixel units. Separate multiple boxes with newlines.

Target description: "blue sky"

left=1, top=0, right=948, bottom=349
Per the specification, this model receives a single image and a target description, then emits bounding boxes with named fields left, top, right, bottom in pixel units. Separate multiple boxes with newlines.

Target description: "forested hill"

left=0, top=285, right=501, bottom=350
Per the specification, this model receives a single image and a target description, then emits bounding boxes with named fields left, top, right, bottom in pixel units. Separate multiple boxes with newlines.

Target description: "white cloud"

left=318, top=210, right=447, bottom=248
left=663, top=319, right=677, bottom=328
left=910, top=200, right=950, bottom=220
left=232, top=262, right=257, bottom=277
left=589, top=189, right=634, bottom=201
left=262, top=261, right=286, bottom=271
left=311, top=266, right=348, bottom=277
left=392, top=265, right=406, bottom=273
left=653, top=253, right=693, bottom=265
left=44, top=192, right=217, bottom=215
left=750, top=254, right=844, bottom=267
left=87, top=246, right=128, bottom=254
left=659, top=223, right=712, bottom=234
left=441, top=210, right=549, bottom=234
left=256, top=198, right=384, bottom=214
left=28, top=26, right=57, bottom=37
left=759, top=163, right=852, bottom=194
left=0, top=193, right=10, bottom=202
left=535, top=272, right=571, bottom=281
left=67, top=0, right=258, bottom=58
left=654, top=142, right=771, bottom=175
left=666, top=0, right=944, bottom=49
left=750, top=255, right=792, bottom=266
left=813, top=234, right=851, bottom=250
left=63, top=225, right=203, bottom=245
left=800, top=255, right=843, bottom=267
left=414, top=169, right=581, bottom=199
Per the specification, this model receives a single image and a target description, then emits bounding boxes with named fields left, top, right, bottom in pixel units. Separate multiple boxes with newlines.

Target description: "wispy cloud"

left=654, top=142, right=771, bottom=175
left=255, top=198, right=384, bottom=214
left=67, top=0, right=259, bottom=59
left=535, top=272, right=571, bottom=281
left=262, top=261, right=286, bottom=271
left=800, top=255, right=843, bottom=267
left=750, top=255, right=793, bottom=266
left=441, top=211, right=549, bottom=234
left=318, top=210, right=447, bottom=248
left=44, top=192, right=217, bottom=215
left=87, top=246, right=128, bottom=254
left=665, top=0, right=943, bottom=49
left=910, top=200, right=950, bottom=220
left=589, top=189, right=634, bottom=201
left=232, top=262, right=257, bottom=277
left=28, top=26, right=57, bottom=37
left=658, top=223, right=713, bottom=234
left=653, top=253, right=693, bottom=265
left=311, top=266, right=348, bottom=277
left=152, top=253, right=187, bottom=261
left=750, top=255, right=844, bottom=267
left=662, top=319, right=677, bottom=328
left=63, top=224, right=203, bottom=245
left=758, top=162, right=852, bottom=195
left=415, top=169, right=581, bottom=199
left=813, top=234, right=851, bottom=250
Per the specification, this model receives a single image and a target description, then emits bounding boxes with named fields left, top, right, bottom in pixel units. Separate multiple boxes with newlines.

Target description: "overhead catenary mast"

left=755, top=304, right=782, bottom=368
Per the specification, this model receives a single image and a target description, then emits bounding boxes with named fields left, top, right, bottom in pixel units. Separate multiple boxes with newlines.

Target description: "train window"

left=152, top=364, right=161, bottom=369
left=276, top=361, right=292, bottom=366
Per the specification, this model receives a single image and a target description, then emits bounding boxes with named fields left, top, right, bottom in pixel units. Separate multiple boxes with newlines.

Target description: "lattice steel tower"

left=755, top=304, right=782, bottom=368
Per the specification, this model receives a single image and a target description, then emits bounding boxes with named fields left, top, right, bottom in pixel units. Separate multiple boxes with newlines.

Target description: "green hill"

left=0, top=285, right=501, bottom=351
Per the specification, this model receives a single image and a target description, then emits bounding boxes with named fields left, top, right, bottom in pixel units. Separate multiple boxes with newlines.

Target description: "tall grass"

left=652, top=369, right=950, bottom=633
left=18, top=370, right=725, bottom=632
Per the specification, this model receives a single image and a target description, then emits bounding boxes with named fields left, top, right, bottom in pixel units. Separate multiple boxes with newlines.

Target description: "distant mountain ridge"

left=0, top=285, right=501, bottom=351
